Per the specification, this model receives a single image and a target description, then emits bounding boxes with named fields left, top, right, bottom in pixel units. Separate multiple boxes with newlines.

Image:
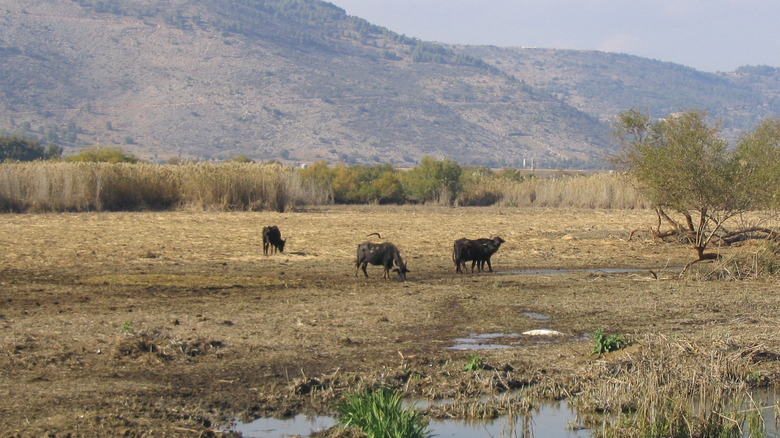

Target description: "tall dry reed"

left=0, top=163, right=646, bottom=212
left=576, top=333, right=777, bottom=437
left=0, top=162, right=329, bottom=212
left=489, top=172, right=648, bottom=209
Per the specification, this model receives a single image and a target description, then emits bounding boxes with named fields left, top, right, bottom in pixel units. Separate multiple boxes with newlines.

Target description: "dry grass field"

left=2, top=206, right=780, bottom=436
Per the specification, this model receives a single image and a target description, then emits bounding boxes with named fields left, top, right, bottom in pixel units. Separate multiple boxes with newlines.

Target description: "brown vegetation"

left=0, top=162, right=329, bottom=212
left=0, top=162, right=645, bottom=213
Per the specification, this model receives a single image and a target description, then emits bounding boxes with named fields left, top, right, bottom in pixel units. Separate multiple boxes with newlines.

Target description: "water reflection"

left=225, top=399, right=588, bottom=438
left=446, top=332, right=520, bottom=350
left=225, top=391, right=780, bottom=438
left=226, top=413, right=336, bottom=438
left=522, top=312, right=551, bottom=321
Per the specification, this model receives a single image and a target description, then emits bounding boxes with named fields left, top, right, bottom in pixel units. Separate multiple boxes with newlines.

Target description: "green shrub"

left=0, top=137, right=37, bottom=161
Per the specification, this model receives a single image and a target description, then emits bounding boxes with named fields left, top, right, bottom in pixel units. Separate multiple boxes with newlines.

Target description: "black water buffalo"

left=355, top=241, right=409, bottom=281
left=453, top=237, right=505, bottom=273
left=262, top=225, right=286, bottom=255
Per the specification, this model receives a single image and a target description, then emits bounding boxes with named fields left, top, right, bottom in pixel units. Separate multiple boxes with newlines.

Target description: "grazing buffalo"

left=355, top=241, right=409, bottom=281
left=262, top=225, right=286, bottom=255
left=453, top=237, right=505, bottom=273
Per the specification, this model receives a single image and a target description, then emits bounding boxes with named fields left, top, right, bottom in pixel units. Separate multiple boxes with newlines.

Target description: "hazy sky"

left=327, top=0, right=780, bottom=73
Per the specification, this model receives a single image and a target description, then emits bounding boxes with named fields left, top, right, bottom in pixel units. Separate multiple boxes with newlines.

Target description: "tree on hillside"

left=613, top=109, right=780, bottom=267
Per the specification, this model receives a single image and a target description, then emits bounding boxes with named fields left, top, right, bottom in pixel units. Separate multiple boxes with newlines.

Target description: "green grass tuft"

left=592, top=328, right=626, bottom=354
left=463, top=353, right=485, bottom=371
left=337, top=388, right=432, bottom=438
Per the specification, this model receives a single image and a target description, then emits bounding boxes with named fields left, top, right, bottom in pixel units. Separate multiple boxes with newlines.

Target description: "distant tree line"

left=0, top=137, right=138, bottom=163
left=0, top=136, right=62, bottom=161
left=300, top=156, right=530, bottom=206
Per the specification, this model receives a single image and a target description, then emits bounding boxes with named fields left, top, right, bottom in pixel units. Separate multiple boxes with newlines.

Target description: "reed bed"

left=575, top=333, right=779, bottom=437
left=0, top=162, right=329, bottom=212
left=0, top=162, right=647, bottom=212
left=488, top=172, right=648, bottom=209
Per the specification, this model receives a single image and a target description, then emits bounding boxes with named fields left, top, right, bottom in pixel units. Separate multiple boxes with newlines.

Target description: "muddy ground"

left=2, top=206, right=780, bottom=436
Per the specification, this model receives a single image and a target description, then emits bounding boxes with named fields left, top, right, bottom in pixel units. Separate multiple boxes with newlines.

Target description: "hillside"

left=0, top=0, right=613, bottom=167
left=455, top=46, right=780, bottom=138
left=1, top=1, right=779, bottom=167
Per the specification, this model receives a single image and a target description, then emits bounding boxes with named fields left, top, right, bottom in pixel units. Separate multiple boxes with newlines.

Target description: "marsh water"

left=225, top=389, right=780, bottom=437
left=225, top=399, right=587, bottom=437
left=226, top=268, right=767, bottom=437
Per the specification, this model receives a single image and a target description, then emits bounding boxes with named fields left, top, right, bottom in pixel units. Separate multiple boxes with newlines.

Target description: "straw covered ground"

left=2, top=206, right=780, bottom=436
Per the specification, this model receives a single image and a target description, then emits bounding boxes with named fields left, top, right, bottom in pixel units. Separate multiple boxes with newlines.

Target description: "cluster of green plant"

left=8, top=121, right=82, bottom=145
left=337, top=388, right=432, bottom=438
left=300, top=156, right=536, bottom=206
left=120, top=321, right=134, bottom=334
left=591, top=328, right=626, bottom=354
left=301, top=162, right=403, bottom=204
left=300, top=157, right=465, bottom=205
left=463, top=354, right=485, bottom=371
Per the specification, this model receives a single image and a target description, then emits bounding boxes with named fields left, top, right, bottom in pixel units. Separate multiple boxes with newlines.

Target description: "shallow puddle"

left=224, top=391, right=780, bottom=438
left=224, top=399, right=587, bottom=437
left=501, top=267, right=681, bottom=275
left=428, top=401, right=587, bottom=438
left=446, top=332, right=521, bottom=350
left=226, top=413, right=336, bottom=438
left=446, top=329, right=570, bottom=350
left=522, top=311, right=551, bottom=321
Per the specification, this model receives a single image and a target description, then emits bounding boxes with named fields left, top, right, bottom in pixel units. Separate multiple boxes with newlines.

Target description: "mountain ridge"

left=1, top=0, right=778, bottom=167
